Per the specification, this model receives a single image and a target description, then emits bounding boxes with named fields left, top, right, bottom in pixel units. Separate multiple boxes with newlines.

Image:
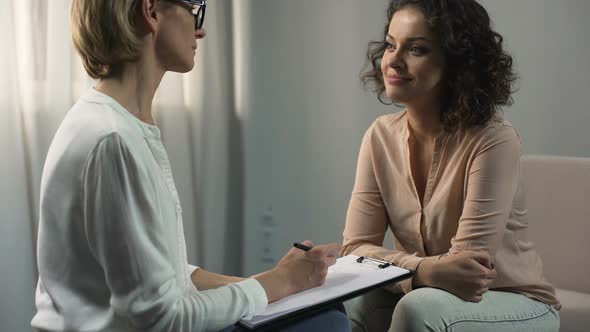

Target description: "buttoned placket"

left=145, top=136, right=193, bottom=290
left=404, top=123, right=447, bottom=256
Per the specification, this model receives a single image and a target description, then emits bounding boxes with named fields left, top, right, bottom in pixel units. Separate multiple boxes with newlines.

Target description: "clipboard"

left=238, top=254, right=414, bottom=330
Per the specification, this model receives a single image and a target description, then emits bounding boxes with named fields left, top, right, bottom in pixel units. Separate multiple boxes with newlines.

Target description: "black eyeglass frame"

left=166, top=0, right=207, bottom=30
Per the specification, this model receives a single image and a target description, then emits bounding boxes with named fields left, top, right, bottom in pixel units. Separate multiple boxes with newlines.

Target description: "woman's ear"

left=140, top=0, right=159, bottom=33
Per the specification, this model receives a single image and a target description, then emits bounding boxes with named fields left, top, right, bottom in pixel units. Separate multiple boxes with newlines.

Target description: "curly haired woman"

left=341, top=1, right=560, bottom=331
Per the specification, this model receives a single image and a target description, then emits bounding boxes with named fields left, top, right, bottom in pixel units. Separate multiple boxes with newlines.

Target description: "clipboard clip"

left=356, top=256, right=393, bottom=269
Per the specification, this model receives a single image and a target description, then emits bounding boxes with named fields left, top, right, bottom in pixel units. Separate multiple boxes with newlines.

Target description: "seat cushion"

left=555, top=288, right=590, bottom=332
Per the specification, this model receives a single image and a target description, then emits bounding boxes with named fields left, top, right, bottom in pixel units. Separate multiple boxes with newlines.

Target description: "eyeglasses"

left=164, top=0, right=207, bottom=30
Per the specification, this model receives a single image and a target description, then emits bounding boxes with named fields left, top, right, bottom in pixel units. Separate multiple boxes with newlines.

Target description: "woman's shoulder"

left=373, top=110, right=406, bottom=127
left=366, top=110, right=407, bottom=138
left=50, top=90, right=150, bottom=166
left=458, top=113, right=522, bottom=153
left=475, top=113, right=520, bottom=142
left=68, top=89, right=151, bottom=145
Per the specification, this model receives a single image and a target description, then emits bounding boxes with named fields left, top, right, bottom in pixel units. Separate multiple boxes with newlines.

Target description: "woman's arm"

left=450, top=126, right=521, bottom=255
left=83, top=134, right=267, bottom=331
left=342, top=126, right=427, bottom=293
left=84, top=134, right=341, bottom=331
left=413, top=251, right=496, bottom=302
left=414, top=126, right=521, bottom=301
left=191, top=268, right=245, bottom=290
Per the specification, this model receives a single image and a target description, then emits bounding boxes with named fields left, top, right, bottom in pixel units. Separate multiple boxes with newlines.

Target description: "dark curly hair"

left=362, top=0, right=517, bottom=132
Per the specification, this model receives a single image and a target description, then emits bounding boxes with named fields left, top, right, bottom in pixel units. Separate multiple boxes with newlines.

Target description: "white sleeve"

left=187, top=264, right=199, bottom=275
left=82, top=133, right=267, bottom=331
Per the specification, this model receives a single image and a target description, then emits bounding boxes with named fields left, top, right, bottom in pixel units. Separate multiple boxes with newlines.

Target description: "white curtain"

left=0, top=0, right=241, bottom=330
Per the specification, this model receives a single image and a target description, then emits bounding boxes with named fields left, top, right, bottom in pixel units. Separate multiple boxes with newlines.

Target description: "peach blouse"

left=342, top=110, right=560, bottom=308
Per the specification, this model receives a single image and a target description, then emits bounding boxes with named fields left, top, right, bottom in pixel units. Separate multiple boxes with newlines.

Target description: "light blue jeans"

left=344, top=287, right=559, bottom=332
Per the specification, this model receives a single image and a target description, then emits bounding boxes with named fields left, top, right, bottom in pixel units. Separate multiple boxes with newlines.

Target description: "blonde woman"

left=32, top=1, right=350, bottom=331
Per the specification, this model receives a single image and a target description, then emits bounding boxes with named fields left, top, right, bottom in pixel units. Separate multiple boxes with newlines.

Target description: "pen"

left=293, top=242, right=313, bottom=251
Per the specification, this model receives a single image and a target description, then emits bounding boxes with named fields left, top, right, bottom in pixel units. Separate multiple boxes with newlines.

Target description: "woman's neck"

left=95, top=52, right=164, bottom=125
left=405, top=104, right=444, bottom=144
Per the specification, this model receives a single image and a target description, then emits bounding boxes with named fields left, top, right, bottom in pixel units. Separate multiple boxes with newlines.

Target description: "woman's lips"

left=385, top=75, right=412, bottom=85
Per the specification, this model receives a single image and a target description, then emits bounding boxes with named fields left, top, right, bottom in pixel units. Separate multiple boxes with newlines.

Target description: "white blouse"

left=31, top=89, right=267, bottom=331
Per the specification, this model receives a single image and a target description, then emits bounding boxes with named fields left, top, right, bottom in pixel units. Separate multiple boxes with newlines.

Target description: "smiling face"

left=153, top=1, right=206, bottom=73
left=381, top=5, right=446, bottom=107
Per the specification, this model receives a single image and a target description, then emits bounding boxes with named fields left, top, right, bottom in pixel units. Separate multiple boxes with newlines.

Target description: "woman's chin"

left=170, top=61, right=195, bottom=74
left=386, top=91, right=410, bottom=105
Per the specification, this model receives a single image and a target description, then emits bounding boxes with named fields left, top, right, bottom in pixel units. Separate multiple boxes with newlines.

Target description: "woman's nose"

left=385, top=49, right=403, bottom=69
left=195, top=28, right=206, bottom=39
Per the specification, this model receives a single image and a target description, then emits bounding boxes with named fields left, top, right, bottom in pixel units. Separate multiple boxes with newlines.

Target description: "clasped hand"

left=420, top=250, right=497, bottom=303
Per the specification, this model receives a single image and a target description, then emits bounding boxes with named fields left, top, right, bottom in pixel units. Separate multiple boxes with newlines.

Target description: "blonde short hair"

left=70, top=0, right=143, bottom=79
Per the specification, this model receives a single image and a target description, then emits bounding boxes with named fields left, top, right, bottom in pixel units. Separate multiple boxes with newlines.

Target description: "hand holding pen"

left=287, top=240, right=340, bottom=287
left=253, top=240, right=340, bottom=303
left=292, top=241, right=340, bottom=263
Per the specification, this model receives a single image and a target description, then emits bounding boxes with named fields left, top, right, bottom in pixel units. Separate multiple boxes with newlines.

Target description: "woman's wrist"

left=412, top=257, right=438, bottom=288
left=253, top=267, right=294, bottom=303
left=191, top=269, right=247, bottom=290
